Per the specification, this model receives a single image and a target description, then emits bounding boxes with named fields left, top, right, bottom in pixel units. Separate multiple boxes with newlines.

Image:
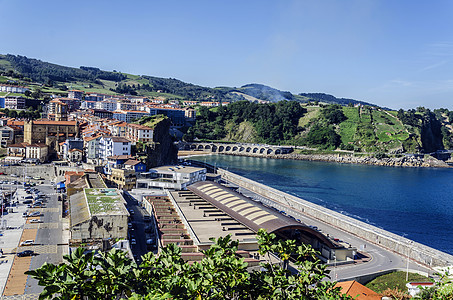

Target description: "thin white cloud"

left=419, top=60, right=448, bottom=72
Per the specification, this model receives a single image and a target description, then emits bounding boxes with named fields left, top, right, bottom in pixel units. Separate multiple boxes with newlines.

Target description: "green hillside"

left=187, top=102, right=453, bottom=154
left=0, top=54, right=378, bottom=106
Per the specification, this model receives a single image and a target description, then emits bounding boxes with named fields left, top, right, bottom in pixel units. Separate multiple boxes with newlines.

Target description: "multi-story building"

left=81, top=100, right=96, bottom=109
left=117, top=102, right=138, bottom=111
left=85, top=93, right=106, bottom=102
left=52, top=97, right=81, bottom=112
left=47, top=99, right=68, bottom=121
left=85, top=134, right=103, bottom=164
left=125, top=123, right=153, bottom=143
left=103, top=154, right=133, bottom=176
left=0, top=126, right=14, bottom=147
left=0, top=85, right=29, bottom=94
left=25, top=143, right=48, bottom=162
left=90, top=109, right=113, bottom=119
left=61, top=138, right=84, bottom=161
left=99, top=136, right=131, bottom=162
left=6, top=142, right=48, bottom=163
left=68, top=149, right=83, bottom=162
left=136, top=165, right=207, bottom=190
left=5, top=96, right=26, bottom=110
left=111, top=168, right=136, bottom=191
left=95, top=100, right=117, bottom=111
left=112, top=110, right=150, bottom=123
left=109, top=121, right=128, bottom=137
left=68, top=90, right=84, bottom=100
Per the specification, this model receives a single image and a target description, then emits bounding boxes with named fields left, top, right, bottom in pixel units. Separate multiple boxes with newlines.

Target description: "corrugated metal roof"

left=188, top=181, right=336, bottom=248
left=70, top=190, right=90, bottom=227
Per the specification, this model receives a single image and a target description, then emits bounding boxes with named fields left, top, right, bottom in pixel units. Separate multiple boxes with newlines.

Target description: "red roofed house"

left=335, top=280, right=381, bottom=300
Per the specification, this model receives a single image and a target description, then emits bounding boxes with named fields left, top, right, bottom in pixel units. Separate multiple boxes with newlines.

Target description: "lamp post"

left=406, top=241, right=413, bottom=282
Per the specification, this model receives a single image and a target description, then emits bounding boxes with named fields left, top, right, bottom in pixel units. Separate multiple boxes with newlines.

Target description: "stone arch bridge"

left=179, top=142, right=293, bottom=156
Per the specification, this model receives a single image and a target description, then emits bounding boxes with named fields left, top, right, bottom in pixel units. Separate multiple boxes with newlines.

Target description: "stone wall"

left=217, top=168, right=453, bottom=268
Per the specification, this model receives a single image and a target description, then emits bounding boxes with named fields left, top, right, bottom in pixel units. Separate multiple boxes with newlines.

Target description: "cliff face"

left=420, top=113, right=444, bottom=153
left=145, top=118, right=178, bottom=168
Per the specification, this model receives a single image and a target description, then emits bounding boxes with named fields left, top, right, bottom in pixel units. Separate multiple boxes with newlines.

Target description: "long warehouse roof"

left=188, top=181, right=336, bottom=248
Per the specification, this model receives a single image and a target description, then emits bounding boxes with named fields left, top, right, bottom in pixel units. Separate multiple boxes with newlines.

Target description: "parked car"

left=131, top=239, right=137, bottom=245
left=17, top=250, right=35, bottom=257
left=21, top=240, right=34, bottom=246
left=28, top=211, right=42, bottom=217
left=30, top=219, right=42, bottom=223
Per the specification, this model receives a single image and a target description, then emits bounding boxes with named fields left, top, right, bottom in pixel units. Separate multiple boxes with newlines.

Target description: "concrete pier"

left=217, top=168, right=453, bottom=268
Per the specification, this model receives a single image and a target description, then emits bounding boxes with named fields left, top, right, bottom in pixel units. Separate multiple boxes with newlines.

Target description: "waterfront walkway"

left=226, top=180, right=433, bottom=282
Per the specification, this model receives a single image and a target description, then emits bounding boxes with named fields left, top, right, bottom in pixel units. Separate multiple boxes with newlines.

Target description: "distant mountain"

left=0, top=54, right=380, bottom=107
left=236, top=83, right=295, bottom=102
left=298, top=93, right=376, bottom=107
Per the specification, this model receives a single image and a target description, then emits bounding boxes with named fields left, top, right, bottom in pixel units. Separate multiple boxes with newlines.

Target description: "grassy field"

left=298, top=106, right=321, bottom=128
left=339, top=107, right=360, bottom=144
left=366, top=271, right=430, bottom=293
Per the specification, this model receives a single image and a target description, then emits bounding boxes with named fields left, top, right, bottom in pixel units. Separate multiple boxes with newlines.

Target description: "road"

left=235, top=183, right=432, bottom=281
left=123, top=192, right=155, bottom=263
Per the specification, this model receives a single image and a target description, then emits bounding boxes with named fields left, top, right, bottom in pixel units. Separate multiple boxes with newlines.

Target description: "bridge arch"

left=212, top=145, right=217, bottom=152
left=226, top=146, right=231, bottom=151
left=239, top=147, right=244, bottom=152
left=190, top=144, right=197, bottom=149
left=253, top=148, right=258, bottom=153
left=267, top=149, right=273, bottom=155
left=197, top=145, right=204, bottom=150
left=219, top=146, right=224, bottom=152
left=204, top=145, right=211, bottom=150
left=275, top=149, right=281, bottom=155
left=260, top=148, right=265, bottom=154
left=232, top=146, right=238, bottom=152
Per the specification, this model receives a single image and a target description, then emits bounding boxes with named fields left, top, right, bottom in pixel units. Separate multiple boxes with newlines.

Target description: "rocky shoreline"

left=225, top=152, right=451, bottom=168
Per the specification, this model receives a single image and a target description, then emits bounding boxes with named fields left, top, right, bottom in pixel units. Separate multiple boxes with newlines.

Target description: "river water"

left=189, top=154, right=453, bottom=255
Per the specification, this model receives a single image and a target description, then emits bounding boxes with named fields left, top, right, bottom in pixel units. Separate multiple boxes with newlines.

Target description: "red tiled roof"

left=335, top=281, right=381, bottom=300
left=32, top=120, right=77, bottom=125
left=124, top=159, right=142, bottom=166
left=107, top=155, right=133, bottom=160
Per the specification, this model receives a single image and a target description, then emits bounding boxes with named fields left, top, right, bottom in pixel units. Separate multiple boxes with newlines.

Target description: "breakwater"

left=216, top=167, right=453, bottom=268
left=222, top=151, right=450, bottom=168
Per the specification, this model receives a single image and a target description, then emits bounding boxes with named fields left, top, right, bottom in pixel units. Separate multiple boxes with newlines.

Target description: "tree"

left=26, top=230, right=352, bottom=299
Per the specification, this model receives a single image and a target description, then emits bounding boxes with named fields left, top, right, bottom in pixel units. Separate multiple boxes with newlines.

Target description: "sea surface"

left=189, top=154, right=453, bottom=255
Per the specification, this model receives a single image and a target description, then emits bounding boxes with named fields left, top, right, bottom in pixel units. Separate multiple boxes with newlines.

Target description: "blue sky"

left=1, top=0, right=453, bottom=110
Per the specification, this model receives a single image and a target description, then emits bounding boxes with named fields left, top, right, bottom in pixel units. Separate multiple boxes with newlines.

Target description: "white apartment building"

left=95, top=100, right=118, bottom=111
left=0, top=85, right=29, bottom=93
left=99, top=136, right=131, bottom=161
left=112, top=110, right=150, bottom=123
left=125, top=123, right=153, bottom=143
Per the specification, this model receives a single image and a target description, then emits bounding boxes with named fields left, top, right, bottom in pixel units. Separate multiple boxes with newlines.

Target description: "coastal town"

left=0, top=85, right=451, bottom=299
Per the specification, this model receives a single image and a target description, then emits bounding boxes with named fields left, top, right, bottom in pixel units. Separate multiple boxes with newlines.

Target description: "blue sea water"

left=190, top=154, right=453, bottom=255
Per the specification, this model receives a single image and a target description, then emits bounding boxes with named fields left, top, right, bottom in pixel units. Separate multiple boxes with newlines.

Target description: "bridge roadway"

left=179, top=142, right=293, bottom=156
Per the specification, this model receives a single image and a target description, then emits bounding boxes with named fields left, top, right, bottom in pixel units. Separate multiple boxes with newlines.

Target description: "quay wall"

left=217, top=168, right=453, bottom=268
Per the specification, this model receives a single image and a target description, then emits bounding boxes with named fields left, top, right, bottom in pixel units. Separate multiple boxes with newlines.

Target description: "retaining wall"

left=217, top=168, right=453, bottom=268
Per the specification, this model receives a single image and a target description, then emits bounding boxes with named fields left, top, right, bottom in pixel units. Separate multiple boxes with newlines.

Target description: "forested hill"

left=0, top=54, right=377, bottom=106
left=186, top=101, right=453, bottom=154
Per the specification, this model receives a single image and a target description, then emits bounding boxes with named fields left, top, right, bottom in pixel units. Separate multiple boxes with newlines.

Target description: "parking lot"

left=0, top=180, right=69, bottom=299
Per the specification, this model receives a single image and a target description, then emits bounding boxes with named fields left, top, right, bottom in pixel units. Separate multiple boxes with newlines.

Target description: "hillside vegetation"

left=187, top=101, right=453, bottom=154
left=0, top=54, right=377, bottom=106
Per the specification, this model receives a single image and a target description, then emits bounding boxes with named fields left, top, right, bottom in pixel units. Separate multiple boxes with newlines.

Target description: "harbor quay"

left=216, top=168, right=453, bottom=270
